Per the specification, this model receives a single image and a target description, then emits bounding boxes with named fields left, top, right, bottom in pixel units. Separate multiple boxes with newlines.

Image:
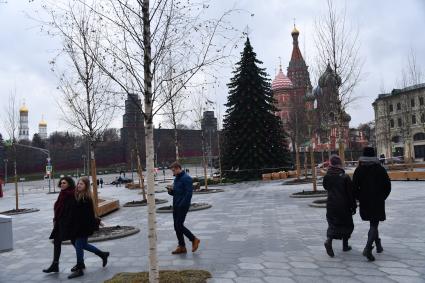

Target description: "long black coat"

left=323, top=167, right=357, bottom=239
left=70, top=198, right=99, bottom=239
left=49, top=196, right=75, bottom=241
left=352, top=158, right=391, bottom=222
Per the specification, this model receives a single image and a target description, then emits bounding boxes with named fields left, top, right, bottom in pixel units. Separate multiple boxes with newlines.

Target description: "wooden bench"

left=98, top=198, right=120, bottom=217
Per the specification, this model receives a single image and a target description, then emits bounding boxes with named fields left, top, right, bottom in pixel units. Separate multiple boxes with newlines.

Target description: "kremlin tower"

left=18, top=103, right=29, bottom=141
left=38, top=116, right=48, bottom=139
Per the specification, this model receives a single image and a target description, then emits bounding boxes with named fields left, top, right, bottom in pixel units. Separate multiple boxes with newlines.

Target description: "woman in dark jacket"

left=68, top=177, right=109, bottom=279
left=353, top=147, right=391, bottom=262
left=323, top=155, right=357, bottom=258
left=43, top=176, right=76, bottom=273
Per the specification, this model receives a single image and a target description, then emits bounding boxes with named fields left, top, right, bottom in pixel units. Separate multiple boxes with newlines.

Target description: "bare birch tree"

left=41, top=1, right=116, bottom=211
left=314, top=0, right=363, bottom=162
left=42, top=1, right=242, bottom=281
left=3, top=93, right=20, bottom=211
left=399, top=47, right=423, bottom=88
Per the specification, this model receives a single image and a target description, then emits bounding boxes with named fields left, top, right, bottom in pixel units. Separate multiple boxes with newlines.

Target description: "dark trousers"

left=366, top=221, right=380, bottom=248
left=173, top=206, right=195, bottom=247
left=71, top=237, right=102, bottom=264
left=53, top=238, right=62, bottom=263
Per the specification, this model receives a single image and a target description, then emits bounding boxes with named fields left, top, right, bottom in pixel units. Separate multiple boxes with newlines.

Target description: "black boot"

left=67, top=263, right=84, bottom=279
left=363, top=246, right=375, bottom=261
left=96, top=251, right=110, bottom=267
left=343, top=238, right=352, bottom=252
left=70, top=262, right=85, bottom=272
left=324, top=238, right=335, bottom=258
left=375, top=238, right=384, bottom=253
left=42, top=261, right=59, bottom=273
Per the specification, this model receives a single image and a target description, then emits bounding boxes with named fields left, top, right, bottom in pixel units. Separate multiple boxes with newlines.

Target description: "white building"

left=38, top=116, right=48, bottom=139
left=373, top=83, right=425, bottom=160
left=18, top=103, right=29, bottom=141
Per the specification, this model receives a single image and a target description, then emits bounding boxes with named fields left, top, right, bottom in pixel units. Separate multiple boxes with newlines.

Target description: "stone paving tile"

left=1, top=180, right=425, bottom=282
left=264, top=276, right=296, bottom=283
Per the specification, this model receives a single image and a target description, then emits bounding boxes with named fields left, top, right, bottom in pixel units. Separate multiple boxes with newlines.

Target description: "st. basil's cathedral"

left=272, top=25, right=353, bottom=152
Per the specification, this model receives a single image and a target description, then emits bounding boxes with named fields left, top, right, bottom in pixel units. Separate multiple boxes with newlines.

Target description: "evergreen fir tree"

left=221, top=37, right=291, bottom=180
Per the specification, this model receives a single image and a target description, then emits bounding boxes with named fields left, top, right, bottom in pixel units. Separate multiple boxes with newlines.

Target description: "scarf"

left=53, top=187, right=75, bottom=221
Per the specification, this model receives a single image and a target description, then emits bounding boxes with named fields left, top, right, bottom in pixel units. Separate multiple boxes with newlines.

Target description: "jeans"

left=173, top=206, right=195, bottom=247
left=72, top=237, right=102, bottom=264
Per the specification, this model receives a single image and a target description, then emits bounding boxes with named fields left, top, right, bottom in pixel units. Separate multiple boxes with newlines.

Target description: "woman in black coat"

left=353, top=147, right=391, bottom=262
left=323, top=155, right=357, bottom=258
left=68, top=177, right=109, bottom=279
left=43, top=176, right=76, bottom=273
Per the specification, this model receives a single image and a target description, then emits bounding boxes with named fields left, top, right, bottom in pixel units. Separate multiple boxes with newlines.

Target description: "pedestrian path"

left=0, top=180, right=424, bottom=282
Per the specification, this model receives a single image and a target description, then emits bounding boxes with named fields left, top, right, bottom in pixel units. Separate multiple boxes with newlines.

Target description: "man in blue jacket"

left=168, top=162, right=200, bottom=254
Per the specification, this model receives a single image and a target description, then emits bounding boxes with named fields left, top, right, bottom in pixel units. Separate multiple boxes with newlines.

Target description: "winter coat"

left=323, top=167, right=357, bottom=239
left=49, top=188, right=75, bottom=241
left=168, top=171, right=193, bottom=208
left=352, top=157, right=391, bottom=222
left=70, top=198, right=99, bottom=239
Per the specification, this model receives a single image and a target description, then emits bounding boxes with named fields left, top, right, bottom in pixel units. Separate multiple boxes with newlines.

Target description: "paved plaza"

left=1, top=179, right=425, bottom=283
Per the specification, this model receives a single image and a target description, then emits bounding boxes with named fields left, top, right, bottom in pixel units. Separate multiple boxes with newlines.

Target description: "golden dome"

left=291, top=25, right=299, bottom=35
left=19, top=103, right=28, bottom=113
left=39, top=115, right=47, bottom=126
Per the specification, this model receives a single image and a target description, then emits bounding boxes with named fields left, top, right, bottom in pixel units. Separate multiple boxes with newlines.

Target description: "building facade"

left=373, top=83, right=425, bottom=160
left=120, top=94, right=220, bottom=166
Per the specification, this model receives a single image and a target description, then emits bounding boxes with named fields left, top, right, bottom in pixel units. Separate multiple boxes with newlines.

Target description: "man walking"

left=353, top=147, right=391, bottom=262
left=168, top=162, right=200, bottom=254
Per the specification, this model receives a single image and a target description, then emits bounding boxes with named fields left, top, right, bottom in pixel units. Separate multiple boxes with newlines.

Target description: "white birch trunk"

left=142, top=0, right=159, bottom=281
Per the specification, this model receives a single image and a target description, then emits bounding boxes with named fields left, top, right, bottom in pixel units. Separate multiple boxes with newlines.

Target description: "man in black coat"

left=353, top=147, right=391, bottom=262
left=323, top=155, right=357, bottom=257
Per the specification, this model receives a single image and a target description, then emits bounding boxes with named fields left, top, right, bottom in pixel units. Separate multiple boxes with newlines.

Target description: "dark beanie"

left=330, top=155, right=342, bottom=167
left=363, top=147, right=376, bottom=157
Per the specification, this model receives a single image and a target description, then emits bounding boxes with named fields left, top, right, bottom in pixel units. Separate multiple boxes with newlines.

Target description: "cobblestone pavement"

left=1, top=179, right=425, bottom=283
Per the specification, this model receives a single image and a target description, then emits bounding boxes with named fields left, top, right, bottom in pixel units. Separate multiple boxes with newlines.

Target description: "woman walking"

left=353, top=147, right=391, bottom=262
left=323, top=155, right=357, bottom=257
left=68, top=177, right=109, bottom=279
left=43, top=176, right=76, bottom=273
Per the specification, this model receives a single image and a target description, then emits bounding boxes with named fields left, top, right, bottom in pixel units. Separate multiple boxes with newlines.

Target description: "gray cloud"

left=1, top=0, right=424, bottom=138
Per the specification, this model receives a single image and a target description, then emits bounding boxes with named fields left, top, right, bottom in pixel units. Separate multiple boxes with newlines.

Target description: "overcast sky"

left=1, top=0, right=424, bottom=139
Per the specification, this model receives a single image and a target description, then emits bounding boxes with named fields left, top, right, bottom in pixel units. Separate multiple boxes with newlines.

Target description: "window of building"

left=390, top=119, right=394, bottom=128
left=389, top=104, right=393, bottom=112
left=421, top=113, right=425, bottom=124
left=420, top=97, right=424, bottom=106
left=397, top=118, right=402, bottom=127
left=397, top=103, right=401, bottom=111
left=392, top=136, right=401, bottom=143
left=411, top=99, right=415, bottom=108
left=414, top=133, right=425, bottom=141
left=412, top=115, right=417, bottom=124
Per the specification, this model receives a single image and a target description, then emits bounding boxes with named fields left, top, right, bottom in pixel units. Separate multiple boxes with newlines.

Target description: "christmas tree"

left=221, top=37, right=291, bottom=180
